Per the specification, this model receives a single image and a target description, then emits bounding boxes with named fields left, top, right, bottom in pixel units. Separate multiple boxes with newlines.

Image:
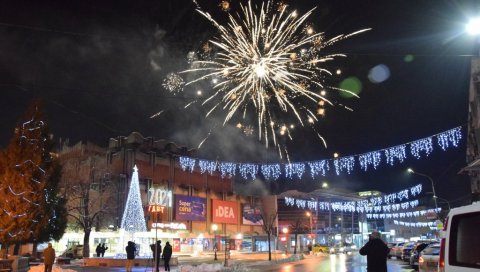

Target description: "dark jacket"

left=125, top=242, right=136, bottom=260
left=162, top=244, right=173, bottom=260
left=150, top=241, right=162, bottom=257
left=359, top=238, right=389, bottom=272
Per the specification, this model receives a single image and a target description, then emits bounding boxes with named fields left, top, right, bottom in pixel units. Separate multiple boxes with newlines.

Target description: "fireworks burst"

left=163, top=72, right=185, bottom=93
left=182, top=0, right=369, bottom=158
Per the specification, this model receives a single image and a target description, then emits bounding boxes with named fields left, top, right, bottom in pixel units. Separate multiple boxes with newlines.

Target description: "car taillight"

left=419, top=256, right=424, bottom=264
left=439, top=216, right=448, bottom=272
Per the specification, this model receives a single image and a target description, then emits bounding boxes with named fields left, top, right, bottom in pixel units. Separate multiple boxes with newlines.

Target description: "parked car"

left=329, top=244, right=346, bottom=254
left=401, top=241, right=416, bottom=261
left=312, top=244, right=330, bottom=253
left=439, top=201, right=480, bottom=272
left=61, top=244, right=84, bottom=259
left=418, top=243, right=440, bottom=272
left=409, top=242, right=433, bottom=267
left=388, top=242, right=404, bottom=259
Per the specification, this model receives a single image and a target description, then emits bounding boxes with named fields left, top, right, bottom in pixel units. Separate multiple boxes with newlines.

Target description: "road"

left=251, top=254, right=416, bottom=272
left=35, top=252, right=416, bottom=272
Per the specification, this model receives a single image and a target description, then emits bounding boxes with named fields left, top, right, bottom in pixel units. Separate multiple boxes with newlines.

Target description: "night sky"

left=0, top=0, right=477, bottom=204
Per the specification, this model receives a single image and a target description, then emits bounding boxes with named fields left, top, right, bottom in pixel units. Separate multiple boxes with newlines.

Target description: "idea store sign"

left=212, top=199, right=238, bottom=224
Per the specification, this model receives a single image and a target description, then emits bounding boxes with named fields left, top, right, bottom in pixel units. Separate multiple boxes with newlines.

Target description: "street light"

left=407, top=168, right=438, bottom=210
left=467, top=17, right=480, bottom=35
left=211, top=224, right=218, bottom=261
left=306, top=211, right=313, bottom=245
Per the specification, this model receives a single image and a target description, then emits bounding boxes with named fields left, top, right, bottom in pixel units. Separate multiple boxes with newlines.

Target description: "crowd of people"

left=125, top=240, right=173, bottom=272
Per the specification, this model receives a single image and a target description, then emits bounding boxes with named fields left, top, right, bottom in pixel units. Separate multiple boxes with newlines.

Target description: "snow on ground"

left=28, top=264, right=76, bottom=272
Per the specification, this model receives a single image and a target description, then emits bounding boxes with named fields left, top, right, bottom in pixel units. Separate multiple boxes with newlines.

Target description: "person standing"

left=125, top=241, right=136, bottom=272
left=43, top=243, right=55, bottom=272
left=359, top=230, right=390, bottom=272
left=95, top=244, right=102, bottom=257
left=162, top=241, right=173, bottom=271
left=150, top=240, right=162, bottom=272
left=100, top=243, right=108, bottom=257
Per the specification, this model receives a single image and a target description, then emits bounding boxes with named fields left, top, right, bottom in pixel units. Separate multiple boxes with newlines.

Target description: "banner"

left=242, top=204, right=263, bottom=225
left=174, top=195, right=207, bottom=221
left=172, top=238, right=180, bottom=252
left=212, top=199, right=238, bottom=224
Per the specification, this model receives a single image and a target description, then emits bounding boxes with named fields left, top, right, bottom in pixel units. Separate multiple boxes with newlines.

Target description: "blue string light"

left=176, top=126, right=463, bottom=180
left=238, top=163, right=258, bottom=180
left=198, top=159, right=217, bottom=175
left=385, top=145, right=407, bottom=165
left=410, top=137, right=433, bottom=159
left=437, top=127, right=462, bottom=150
left=333, top=156, right=355, bottom=175
left=359, top=151, right=382, bottom=171
left=260, top=164, right=281, bottom=180
left=308, top=160, right=329, bottom=178
left=285, top=163, right=305, bottom=179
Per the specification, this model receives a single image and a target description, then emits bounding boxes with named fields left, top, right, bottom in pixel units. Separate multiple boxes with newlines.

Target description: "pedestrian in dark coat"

left=359, top=230, right=390, bottom=272
left=95, top=244, right=102, bottom=257
left=100, top=243, right=108, bottom=257
left=162, top=242, right=173, bottom=271
left=125, top=241, right=136, bottom=272
left=150, top=240, right=162, bottom=272
left=43, top=243, right=55, bottom=272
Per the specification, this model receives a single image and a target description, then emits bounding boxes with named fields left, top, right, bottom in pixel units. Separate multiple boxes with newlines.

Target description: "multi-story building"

left=57, top=132, right=273, bottom=256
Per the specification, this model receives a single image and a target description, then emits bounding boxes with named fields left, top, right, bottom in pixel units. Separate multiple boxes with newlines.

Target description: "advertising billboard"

left=174, top=195, right=207, bottom=221
left=242, top=204, right=263, bottom=225
left=212, top=199, right=238, bottom=224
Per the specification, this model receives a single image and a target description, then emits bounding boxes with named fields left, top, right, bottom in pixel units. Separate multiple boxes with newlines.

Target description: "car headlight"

left=340, top=247, right=345, bottom=251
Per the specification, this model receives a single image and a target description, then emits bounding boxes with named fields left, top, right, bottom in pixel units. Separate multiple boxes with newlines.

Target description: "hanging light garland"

left=393, top=220, right=436, bottom=228
left=284, top=184, right=422, bottom=213
left=366, top=208, right=441, bottom=219
left=178, top=126, right=463, bottom=180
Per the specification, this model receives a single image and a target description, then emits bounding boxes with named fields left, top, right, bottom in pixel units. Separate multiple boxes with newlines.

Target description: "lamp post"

left=407, top=168, right=438, bottom=210
left=306, top=211, right=313, bottom=237
left=211, top=224, right=218, bottom=261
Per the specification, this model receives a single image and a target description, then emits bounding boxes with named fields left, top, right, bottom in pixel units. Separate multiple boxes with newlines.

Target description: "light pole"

left=407, top=168, right=438, bottom=210
left=306, top=211, right=313, bottom=243
left=282, top=227, right=289, bottom=254
left=211, top=224, right=218, bottom=261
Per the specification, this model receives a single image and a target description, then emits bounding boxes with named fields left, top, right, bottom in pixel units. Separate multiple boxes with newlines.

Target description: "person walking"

left=359, top=230, right=390, bottom=272
left=43, top=243, right=55, bottom=272
left=125, top=241, right=136, bottom=272
left=162, top=241, right=173, bottom=271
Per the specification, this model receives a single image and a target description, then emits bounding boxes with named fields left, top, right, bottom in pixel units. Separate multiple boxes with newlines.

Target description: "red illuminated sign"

left=212, top=199, right=238, bottom=224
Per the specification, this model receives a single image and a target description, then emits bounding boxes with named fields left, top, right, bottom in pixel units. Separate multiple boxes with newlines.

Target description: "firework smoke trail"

left=182, top=0, right=369, bottom=157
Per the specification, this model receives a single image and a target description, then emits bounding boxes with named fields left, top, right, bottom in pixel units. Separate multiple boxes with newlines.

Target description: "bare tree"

left=260, top=210, right=278, bottom=261
left=289, top=217, right=305, bottom=255
left=60, top=147, right=116, bottom=258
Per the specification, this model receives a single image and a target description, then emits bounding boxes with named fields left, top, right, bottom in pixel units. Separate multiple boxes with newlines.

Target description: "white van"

left=439, top=201, right=480, bottom=271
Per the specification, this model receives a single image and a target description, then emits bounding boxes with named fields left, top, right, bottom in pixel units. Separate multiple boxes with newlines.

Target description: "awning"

left=458, top=158, right=480, bottom=174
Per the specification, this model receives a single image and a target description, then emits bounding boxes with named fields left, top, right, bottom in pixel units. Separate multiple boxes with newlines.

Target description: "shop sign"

left=242, top=204, right=263, bottom=225
left=148, top=186, right=172, bottom=207
left=151, top=222, right=187, bottom=230
left=212, top=199, right=238, bottom=224
left=174, top=195, right=207, bottom=221
left=172, top=238, right=181, bottom=252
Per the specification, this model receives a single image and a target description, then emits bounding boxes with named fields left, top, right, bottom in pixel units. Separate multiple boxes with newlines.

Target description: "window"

left=449, top=211, right=480, bottom=268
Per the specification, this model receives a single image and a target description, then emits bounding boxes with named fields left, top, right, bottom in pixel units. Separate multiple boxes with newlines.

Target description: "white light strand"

left=359, top=151, right=382, bottom=171
left=393, top=220, right=436, bottom=228
left=333, top=156, right=355, bottom=175
left=261, top=164, right=281, bottom=180
left=284, top=184, right=422, bottom=213
left=219, top=162, right=236, bottom=178
left=238, top=163, right=258, bottom=180
left=285, top=163, right=305, bottom=179
left=176, top=127, right=463, bottom=179
left=410, top=184, right=422, bottom=196
left=179, top=156, right=196, bottom=173
left=366, top=208, right=441, bottom=219
left=385, top=145, right=407, bottom=166
left=308, top=160, right=329, bottom=177
left=410, top=137, right=433, bottom=159
left=437, top=127, right=462, bottom=150
left=198, top=159, right=217, bottom=175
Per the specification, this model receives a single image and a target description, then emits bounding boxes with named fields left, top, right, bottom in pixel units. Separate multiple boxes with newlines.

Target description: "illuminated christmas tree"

left=120, top=165, right=147, bottom=233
